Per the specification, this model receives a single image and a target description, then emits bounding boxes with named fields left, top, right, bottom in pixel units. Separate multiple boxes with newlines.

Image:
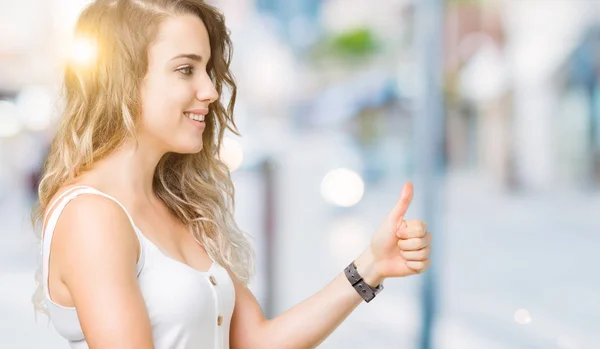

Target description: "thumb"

left=390, top=182, right=414, bottom=227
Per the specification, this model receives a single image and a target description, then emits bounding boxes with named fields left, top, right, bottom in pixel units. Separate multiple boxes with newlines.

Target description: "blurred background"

left=1, top=0, right=600, bottom=348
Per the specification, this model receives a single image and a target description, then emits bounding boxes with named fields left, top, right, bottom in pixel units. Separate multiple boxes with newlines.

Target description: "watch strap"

left=344, top=261, right=383, bottom=303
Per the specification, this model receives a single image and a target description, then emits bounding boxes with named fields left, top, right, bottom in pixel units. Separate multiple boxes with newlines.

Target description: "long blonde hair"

left=32, top=0, right=254, bottom=316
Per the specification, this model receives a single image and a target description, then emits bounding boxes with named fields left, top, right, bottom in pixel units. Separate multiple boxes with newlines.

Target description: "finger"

left=390, top=182, right=414, bottom=226
left=396, top=220, right=427, bottom=239
left=397, top=232, right=432, bottom=251
left=406, top=259, right=430, bottom=274
left=401, top=245, right=431, bottom=261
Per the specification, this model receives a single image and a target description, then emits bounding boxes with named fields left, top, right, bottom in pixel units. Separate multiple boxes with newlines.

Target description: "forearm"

left=260, top=249, right=383, bottom=349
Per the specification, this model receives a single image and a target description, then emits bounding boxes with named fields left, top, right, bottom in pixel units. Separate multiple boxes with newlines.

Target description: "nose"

left=196, top=73, right=219, bottom=104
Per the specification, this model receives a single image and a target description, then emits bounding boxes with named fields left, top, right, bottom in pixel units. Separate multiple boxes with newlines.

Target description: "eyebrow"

left=170, top=53, right=204, bottom=62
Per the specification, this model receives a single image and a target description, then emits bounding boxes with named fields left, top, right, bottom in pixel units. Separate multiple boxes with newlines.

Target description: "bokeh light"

left=514, top=309, right=532, bottom=325
left=321, top=168, right=365, bottom=207
left=0, top=100, right=22, bottom=138
left=68, top=36, right=98, bottom=68
left=328, top=216, right=370, bottom=266
left=219, top=137, right=244, bottom=172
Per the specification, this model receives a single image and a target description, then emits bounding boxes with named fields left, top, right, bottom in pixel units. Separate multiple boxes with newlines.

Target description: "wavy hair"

left=32, top=0, right=254, bottom=317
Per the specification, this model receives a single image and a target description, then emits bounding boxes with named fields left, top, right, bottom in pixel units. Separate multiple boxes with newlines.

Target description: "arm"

left=231, top=182, right=431, bottom=349
left=51, top=195, right=154, bottom=349
left=230, top=249, right=382, bottom=349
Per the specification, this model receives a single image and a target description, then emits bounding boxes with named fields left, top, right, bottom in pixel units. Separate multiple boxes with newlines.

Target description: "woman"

left=32, top=0, right=432, bottom=348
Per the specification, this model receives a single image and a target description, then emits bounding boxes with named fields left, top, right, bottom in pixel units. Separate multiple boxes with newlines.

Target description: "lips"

left=184, top=108, right=209, bottom=116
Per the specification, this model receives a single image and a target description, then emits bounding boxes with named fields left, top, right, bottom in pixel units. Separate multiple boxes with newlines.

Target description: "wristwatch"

left=344, top=261, right=384, bottom=303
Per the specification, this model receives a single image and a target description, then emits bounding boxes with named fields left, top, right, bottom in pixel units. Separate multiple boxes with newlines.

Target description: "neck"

left=86, top=137, right=166, bottom=203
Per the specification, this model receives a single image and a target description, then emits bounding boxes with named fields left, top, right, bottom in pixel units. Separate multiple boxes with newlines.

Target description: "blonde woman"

left=32, top=0, right=433, bottom=348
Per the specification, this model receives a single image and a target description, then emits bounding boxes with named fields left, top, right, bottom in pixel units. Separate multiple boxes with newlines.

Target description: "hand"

left=369, top=182, right=432, bottom=279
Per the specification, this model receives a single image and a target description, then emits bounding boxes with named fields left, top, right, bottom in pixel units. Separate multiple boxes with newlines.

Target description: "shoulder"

left=47, top=185, right=134, bottom=237
left=48, top=185, right=139, bottom=278
left=45, top=186, right=153, bottom=347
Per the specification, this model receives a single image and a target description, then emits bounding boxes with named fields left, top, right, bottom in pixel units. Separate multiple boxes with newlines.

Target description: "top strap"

left=41, top=186, right=145, bottom=300
left=43, top=185, right=91, bottom=225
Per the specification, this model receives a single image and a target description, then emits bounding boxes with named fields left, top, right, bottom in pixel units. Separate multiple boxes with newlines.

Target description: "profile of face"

left=138, top=14, right=219, bottom=155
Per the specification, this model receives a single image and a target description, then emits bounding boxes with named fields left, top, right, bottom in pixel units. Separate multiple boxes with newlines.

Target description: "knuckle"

left=412, top=239, right=422, bottom=250
left=399, top=229, right=410, bottom=239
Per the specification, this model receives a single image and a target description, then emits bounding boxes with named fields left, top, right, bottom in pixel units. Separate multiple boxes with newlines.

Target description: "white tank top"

left=41, top=186, right=236, bottom=349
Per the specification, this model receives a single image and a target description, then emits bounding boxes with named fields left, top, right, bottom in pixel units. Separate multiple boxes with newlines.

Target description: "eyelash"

left=176, top=65, right=194, bottom=76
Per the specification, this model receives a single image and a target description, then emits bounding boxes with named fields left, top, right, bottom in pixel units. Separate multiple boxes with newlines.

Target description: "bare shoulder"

left=50, top=188, right=140, bottom=279
left=48, top=188, right=153, bottom=347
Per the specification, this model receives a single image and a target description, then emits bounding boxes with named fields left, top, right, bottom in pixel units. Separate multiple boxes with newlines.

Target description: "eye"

left=176, top=65, right=194, bottom=76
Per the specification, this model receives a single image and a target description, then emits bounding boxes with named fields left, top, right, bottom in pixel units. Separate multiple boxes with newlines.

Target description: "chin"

left=173, top=141, right=204, bottom=154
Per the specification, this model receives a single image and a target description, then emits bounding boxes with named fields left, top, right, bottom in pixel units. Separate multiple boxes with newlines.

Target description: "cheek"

left=138, top=75, right=203, bottom=152
left=140, top=77, right=194, bottom=129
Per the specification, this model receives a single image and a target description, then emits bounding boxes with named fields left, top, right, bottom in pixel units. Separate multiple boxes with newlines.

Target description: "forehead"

left=149, top=14, right=211, bottom=62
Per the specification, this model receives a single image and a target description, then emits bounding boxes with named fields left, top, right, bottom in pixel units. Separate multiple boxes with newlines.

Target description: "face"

left=139, top=14, right=219, bottom=154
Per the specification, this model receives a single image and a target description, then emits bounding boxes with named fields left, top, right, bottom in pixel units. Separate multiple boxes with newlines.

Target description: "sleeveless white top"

left=41, top=186, right=236, bottom=349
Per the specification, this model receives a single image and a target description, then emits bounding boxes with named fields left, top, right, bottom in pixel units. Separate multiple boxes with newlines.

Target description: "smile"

left=185, top=113, right=205, bottom=122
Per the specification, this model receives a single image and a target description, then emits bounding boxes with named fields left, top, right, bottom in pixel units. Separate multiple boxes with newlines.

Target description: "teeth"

left=185, top=113, right=205, bottom=122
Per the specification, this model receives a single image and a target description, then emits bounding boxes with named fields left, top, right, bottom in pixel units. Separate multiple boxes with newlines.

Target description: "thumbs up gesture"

left=369, top=182, right=432, bottom=279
